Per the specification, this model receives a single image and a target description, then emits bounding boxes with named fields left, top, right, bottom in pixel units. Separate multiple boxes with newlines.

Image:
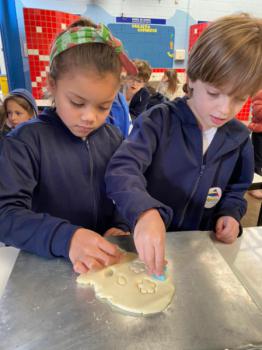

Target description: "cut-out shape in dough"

left=117, top=274, right=127, bottom=286
left=77, top=252, right=175, bottom=316
left=137, top=279, right=156, bottom=294
left=129, top=259, right=147, bottom=274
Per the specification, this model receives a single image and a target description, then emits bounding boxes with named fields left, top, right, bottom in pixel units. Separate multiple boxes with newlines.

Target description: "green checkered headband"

left=50, top=24, right=137, bottom=75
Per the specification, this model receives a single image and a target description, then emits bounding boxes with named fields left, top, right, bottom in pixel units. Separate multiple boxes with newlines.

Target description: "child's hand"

left=104, top=227, right=130, bottom=237
left=215, top=216, right=239, bottom=243
left=134, top=209, right=166, bottom=276
left=69, top=228, right=122, bottom=274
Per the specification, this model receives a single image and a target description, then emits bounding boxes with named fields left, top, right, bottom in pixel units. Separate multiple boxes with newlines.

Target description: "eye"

left=70, top=100, right=84, bottom=108
left=207, top=91, right=219, bottom=97
left=98, top=106, right=111, bottom=111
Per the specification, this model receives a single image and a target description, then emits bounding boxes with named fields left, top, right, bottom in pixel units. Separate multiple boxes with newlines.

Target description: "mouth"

left=76, top=125, right=94, bottom=133
left=210, top=115, right=227, bottom=126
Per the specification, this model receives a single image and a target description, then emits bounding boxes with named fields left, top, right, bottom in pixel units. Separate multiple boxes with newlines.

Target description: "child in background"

left=106, top=13, right=262, bottom=275
left=157, top=69, right=180, bottom=101
left=248, top=90, right=262, bottom=199
left=0, top=88, right=38, bottom=137
left=0, top=18, right=137, bottom=273
left=146, top=84, right=167, bottom=110
left=125, top=59, right=152, bottom=121
left=0, top=96, right=4, bottom=134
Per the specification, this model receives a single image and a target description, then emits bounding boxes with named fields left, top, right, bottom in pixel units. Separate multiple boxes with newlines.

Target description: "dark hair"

left=50, top=18, right=122, bottom=81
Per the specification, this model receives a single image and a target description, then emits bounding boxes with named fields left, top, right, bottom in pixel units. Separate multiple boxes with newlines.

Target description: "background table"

left=249, top=173, right=262, bottom=225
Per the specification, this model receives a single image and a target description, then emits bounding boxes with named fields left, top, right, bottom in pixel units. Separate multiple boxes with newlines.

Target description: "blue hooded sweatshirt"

left=0, top=108, right=128, bottom=258
left=105, top=97, right=254, bottom=232
left=107, top=92, right=130, bottom=138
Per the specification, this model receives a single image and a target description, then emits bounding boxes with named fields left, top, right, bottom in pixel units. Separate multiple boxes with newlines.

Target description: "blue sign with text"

left=109, top=23, right=174, bottom=68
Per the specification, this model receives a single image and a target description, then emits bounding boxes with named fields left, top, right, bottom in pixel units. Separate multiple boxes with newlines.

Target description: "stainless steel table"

left=0, top=230, right=262, bottom=350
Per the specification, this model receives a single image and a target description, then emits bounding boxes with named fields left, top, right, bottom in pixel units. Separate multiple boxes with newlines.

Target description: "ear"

left=186, top=78, right=194, bottom=98
left=46, top=73, right=57, bottom=96
left=187, top=78, right=193, bottom=90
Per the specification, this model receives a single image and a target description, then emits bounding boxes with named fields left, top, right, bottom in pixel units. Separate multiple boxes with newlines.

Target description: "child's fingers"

left=216, top=222, right=237, bottom=244
left=111, top=230, right=130, bottom=236
left=97, top=237, right=122, bottom=258
left=155, top=244, right=165, bottom=276
left=217, top=229, right=236, bottom=244
left=104, top=227, right=130, bottom=237
left=144, top=244, right=155, bottom=275
left=73, top=260, right=89, bottom=274
left=80, top=256, right=105, bottom=272
left=215, top=218, right=224, bottom=234
left=137, top=245, right=145, bottom=268
left=93, top=244, right=122, bottom=267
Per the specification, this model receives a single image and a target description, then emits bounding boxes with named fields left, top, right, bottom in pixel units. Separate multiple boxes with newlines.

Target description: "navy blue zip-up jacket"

left=0, top=108, right=127, bottom=258
left=129, top=87, right=150, bottom=121
left=105, top=97, right=254, bottom=232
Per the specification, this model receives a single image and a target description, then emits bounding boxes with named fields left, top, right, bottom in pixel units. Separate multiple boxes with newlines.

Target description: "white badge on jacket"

left=204, top=187, right=222, bottom=208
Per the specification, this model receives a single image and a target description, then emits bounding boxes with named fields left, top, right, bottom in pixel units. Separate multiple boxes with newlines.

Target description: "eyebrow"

left=67, top=92, right=114, bottom=105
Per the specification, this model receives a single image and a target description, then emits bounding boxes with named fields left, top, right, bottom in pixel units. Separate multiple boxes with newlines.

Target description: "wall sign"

left=116, top=17, right=166, bottom=25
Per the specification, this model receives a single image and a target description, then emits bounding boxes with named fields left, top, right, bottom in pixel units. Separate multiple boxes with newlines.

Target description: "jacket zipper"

left=177, top=163, right=206, bottom=229
left=85, top=140, right=98, bottom=227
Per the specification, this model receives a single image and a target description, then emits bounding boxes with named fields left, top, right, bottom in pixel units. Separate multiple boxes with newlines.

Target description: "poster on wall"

left=108, top=23, right=174, bottom=68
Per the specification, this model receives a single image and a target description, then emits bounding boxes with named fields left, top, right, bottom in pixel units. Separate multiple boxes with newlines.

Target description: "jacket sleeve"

left=105, top=110, right=173, bottom=231
left=0, top=137, right=80, bottom=258
left=213, top=137, right=254, bottom=223
left=110, top=206, right=131, bottom=232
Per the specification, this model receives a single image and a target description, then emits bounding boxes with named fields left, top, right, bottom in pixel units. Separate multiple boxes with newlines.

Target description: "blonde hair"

left=50, top=18, right=122, bottom=82
left=133, top=59, right=152, bottom=83
left=187, top=13, right=262, bottom=97
left=164, top=69, right=179, bottom=94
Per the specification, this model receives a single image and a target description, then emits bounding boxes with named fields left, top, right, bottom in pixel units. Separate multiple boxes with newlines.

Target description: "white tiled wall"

left=0, top=0, right=261, bottom=79
left=20, top=0, right=262, bottom=19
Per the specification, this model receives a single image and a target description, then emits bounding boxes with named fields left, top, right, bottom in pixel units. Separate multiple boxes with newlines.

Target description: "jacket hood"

left=11, top=89, right=38, bottom=116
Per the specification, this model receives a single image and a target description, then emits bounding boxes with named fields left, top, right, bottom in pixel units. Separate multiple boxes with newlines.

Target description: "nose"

left=218, top=95, right=233, bottom=117
left=80, top=105, right=97, bottom=124
left=8, top=112, right=16, bottom=122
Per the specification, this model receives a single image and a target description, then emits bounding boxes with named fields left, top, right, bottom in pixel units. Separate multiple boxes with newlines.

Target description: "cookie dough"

left=77, top=252, right=175, bottom=316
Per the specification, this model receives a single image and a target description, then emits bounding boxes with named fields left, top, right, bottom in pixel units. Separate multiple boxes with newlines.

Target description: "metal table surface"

left=0, top=230, right=261, bottom=350
left=215, top=227, right=262, bottom=313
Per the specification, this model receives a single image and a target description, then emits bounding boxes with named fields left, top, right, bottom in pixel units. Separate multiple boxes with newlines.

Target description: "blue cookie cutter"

left=151, top=266, right=167, bottom=281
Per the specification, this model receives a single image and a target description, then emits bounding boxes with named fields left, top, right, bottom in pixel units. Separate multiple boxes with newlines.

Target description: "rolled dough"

left=77, top=252, right=175, bottom=316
